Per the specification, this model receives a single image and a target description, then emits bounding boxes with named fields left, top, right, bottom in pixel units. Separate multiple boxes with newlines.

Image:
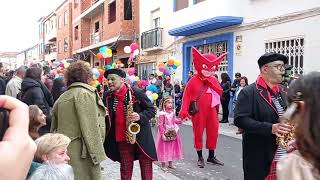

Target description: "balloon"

left=124, top=46, right=131, bottom=53
left=158, top=66, right=165, bottom=72
left=146, top=84, right=158, bottom=93
left=167, top=59, right=174, bottom=66
left=148, top=96, right=153, bottom=103
left=99, top=46, right=107, bottom=53
left=106, top=48, right=112, bottom=54
left=98, top=69, right=104, bottom=74
left=107, top=52, right=112, bottom=58
left=172, top=65, right=177, bottom=70
left=112, top=63, right=116, bottom=68
left=64, top=63, right=70, bottom=69
left=104, top=57, right=111, bottom=63
left=95, top=71, right=100, bottom=77
left=134, top=76, right=140, bottom=81
left=151, top=93, right=158, bottom=100
left=133, top=49, right=139, bottom=56
left=130, top=42, right=138, bottom=51
left=146, top=91, right=153, bottom=96
left=102, top=53, right=108, bottom=58
left=127, top=68, right=135, bottom=76
left=174, top=60, right=181, bottom=67
left=97, top=53, right=104, bottom=59
left=164, top=69, right=171, bottom=76
left=106, top=65, right=112, bottom=69
left=158, top=62, right=164, bottom=67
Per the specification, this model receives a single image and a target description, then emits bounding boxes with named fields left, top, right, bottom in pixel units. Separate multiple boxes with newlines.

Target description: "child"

left=29, top=105, right=47, bottom=140
left=156, top=96, right=183, bottom=171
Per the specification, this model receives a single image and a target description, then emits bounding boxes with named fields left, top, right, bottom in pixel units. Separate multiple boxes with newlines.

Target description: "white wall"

left=233, top=15, right=320, bottom=83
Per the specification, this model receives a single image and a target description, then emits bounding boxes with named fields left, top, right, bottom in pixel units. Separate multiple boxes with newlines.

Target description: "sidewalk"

left=101, top=159, right=181, bottom=180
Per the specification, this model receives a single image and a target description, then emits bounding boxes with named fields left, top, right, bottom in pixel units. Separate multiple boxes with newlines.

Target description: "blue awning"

left=168, top=16, right=243, bottom=36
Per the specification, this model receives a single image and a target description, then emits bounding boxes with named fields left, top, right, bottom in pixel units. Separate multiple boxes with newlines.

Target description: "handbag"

left=164, top=127, right=177, bottom=141
left=188, top=84, right=206, bottom=115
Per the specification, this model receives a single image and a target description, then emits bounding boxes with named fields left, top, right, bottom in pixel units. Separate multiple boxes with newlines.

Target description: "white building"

left=43, top=12, right=57, bottom=64
left=25, top=45, right=40, bottom=66
left=161, top=0, right=320, bottom=83
left=0, top=52, right=19, bottom=70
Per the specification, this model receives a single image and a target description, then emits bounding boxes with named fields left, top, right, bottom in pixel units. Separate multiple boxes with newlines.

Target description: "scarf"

left=113, top=85, right=128, bottom=142
left=256, top=75, right=280, bottom=103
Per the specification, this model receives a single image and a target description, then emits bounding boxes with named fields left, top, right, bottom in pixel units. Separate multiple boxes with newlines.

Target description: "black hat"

left=235, top=72, right=241, bottom=77
left=104, top=68, right=126, bottom=78
left=258, top=53, right=288, bottom=68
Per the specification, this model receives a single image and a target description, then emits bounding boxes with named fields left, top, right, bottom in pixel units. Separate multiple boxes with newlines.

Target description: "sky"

left=0, top=0, right=64, bottom=52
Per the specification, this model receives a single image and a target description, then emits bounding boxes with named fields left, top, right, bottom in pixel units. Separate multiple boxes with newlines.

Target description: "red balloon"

left=130, top=42, right=139, bottom=51
left=104, top=57, right=111, bottom=63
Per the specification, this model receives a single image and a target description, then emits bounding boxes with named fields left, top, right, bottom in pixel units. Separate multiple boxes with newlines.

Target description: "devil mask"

left=192, top=47, right=228, bottom=78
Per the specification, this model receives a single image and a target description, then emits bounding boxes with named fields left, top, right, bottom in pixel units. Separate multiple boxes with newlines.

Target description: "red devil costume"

left=179, top=47, right=227, bottom=168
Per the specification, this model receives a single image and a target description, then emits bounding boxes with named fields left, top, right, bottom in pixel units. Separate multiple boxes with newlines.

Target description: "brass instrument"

left=276, top=92, right=302, bottom=149
left=126, top=86, right=140, bottom=144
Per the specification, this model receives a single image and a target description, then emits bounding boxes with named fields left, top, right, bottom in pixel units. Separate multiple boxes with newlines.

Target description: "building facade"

left=166, top=0, right=320, bottom=83
left=72, top=0, right=140, bottom=69
left=56, top=0, right=73, bottom=61
left=0, top=52, right=19, bottom=70
left=43, top=12, right=58, bottom=64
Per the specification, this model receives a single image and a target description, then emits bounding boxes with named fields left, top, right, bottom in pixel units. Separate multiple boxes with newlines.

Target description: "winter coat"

left=51, top=82, right=107, bottom=180
left=234, top=82, right=287, bottom=180
left=21, top=77, right=53, bottom=134
left=103, top=86, right=157, bottom=162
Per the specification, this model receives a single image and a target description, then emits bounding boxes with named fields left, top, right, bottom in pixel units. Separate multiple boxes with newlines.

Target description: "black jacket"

left=21, top=78, right=54, bottom=133
left=234, top=83, right=287, bottom=180
left=0, top=76, right=6, bottom=95
left=103, top=86, right=157, bottom=162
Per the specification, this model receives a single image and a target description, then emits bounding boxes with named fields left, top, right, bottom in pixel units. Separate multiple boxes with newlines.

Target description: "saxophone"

left=126, top=86, right=140, bottom=144
left=276, top=92, right=302, bottom=149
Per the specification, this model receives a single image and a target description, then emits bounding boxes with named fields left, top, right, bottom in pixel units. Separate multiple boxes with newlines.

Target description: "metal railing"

left=141, top=28, right=163, bottom=50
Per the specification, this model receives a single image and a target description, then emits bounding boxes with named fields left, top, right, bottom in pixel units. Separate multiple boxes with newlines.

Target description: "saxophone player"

left=102, top=68, right=157, bottom=180
left=234, top=53, right=293, bottom=180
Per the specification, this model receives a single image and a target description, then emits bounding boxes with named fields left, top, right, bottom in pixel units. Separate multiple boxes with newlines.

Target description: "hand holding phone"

left=0, top=95, right=37, bottom=179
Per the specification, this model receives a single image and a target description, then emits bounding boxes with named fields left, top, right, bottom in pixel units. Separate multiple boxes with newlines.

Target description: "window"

left=58, top=16, right=62, bottom=29
left=194, top=0, right=206, bottom=4
left=64, top=38, right=68, bottom=52
left=265, top=38, right=304, bottom=75
left=64, top=11, right=68, bottom=25
left=153, top=17, right=160, bottom=28
left=174, top=0, right=188, bottom=12
left=108, top=1, right=116, bottom=24
left=74, top=26, right=79, bottom=40
left=94, top=21, right=99, bottom=32
left=124, top=0, right=132, bottom=20
left=74, top=0, right=79, bottom=8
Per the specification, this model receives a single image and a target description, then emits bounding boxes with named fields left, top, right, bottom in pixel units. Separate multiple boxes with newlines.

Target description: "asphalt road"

left=151, top=124, right=243, bottom=180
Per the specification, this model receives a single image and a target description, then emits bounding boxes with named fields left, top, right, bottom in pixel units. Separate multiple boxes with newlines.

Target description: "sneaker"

left=168, top=165, right=176, bottom=169
left=161, top=166, right=168, bottom=172
left=207, top=156, right=224, bottom=166
left=197, top=158, right=205, bottom=168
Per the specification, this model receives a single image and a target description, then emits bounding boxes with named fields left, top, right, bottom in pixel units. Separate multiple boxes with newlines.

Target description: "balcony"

left=74, top=0, right=105, bottom=23
left=141, top=28, right=163, bottom=50
left=91, top=31, right=102, bottom=45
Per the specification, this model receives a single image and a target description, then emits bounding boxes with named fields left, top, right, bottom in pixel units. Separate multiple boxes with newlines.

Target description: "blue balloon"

left=172, top=65, right=177, bottom=70
left=99, top=46, right=107, bottom=53
left=95, top=71, right=100, bottom=77
left=106, top=65, right=112, bottom=69
left=146, top=84, right=158, bottom=93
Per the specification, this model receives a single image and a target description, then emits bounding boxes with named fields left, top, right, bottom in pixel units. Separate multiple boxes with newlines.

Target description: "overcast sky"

left=0, top=0, right=64, bottom=52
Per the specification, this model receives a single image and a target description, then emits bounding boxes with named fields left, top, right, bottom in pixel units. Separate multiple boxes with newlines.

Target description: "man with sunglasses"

left=234, top=53, right=292, bottom=180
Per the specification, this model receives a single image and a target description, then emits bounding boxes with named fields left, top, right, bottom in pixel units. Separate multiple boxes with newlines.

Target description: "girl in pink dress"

left=156, top=96, right=183, bottom=171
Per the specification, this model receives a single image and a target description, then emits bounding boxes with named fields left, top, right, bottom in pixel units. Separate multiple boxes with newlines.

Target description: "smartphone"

left=0, top=108, right=9, bottom=141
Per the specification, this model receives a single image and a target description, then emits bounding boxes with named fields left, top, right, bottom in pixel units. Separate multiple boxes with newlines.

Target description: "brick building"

left=72, top=0, right=140, bottom=68
left=56, top=0, right=73, bottom=61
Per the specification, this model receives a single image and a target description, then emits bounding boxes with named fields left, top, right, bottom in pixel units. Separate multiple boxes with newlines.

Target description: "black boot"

left=207, top=156, right=224, bottom=166
left=197, top=150, right=205, bottom=168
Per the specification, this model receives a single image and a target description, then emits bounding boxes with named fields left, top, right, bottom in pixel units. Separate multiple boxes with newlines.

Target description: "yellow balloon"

left=174, top=60, right=181, bottom=67
left=106, top=48, right=112, bottom=54
left=151, top=93, right=158, bottom=100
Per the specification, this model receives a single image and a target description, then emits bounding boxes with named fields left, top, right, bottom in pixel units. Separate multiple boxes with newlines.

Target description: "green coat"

left=51, top=82, right=106, bottom=180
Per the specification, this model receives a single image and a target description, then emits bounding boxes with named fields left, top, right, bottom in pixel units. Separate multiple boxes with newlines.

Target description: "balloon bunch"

left=145, top=84, right=159, bottom=103
left=124, top=42, right=139, bottom=61
left=126, top=68, right=140, bottom=86
left=97, top=46, right=113, bottom=63
left=91, top=68, right=104, bottom=88
left=157, top=57, right=181, bottom=76
left=52, top=60, right=71, bottom=79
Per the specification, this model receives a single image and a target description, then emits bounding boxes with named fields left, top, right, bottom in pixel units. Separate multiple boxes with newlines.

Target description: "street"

left=151, top=124, right=243, bottom=180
